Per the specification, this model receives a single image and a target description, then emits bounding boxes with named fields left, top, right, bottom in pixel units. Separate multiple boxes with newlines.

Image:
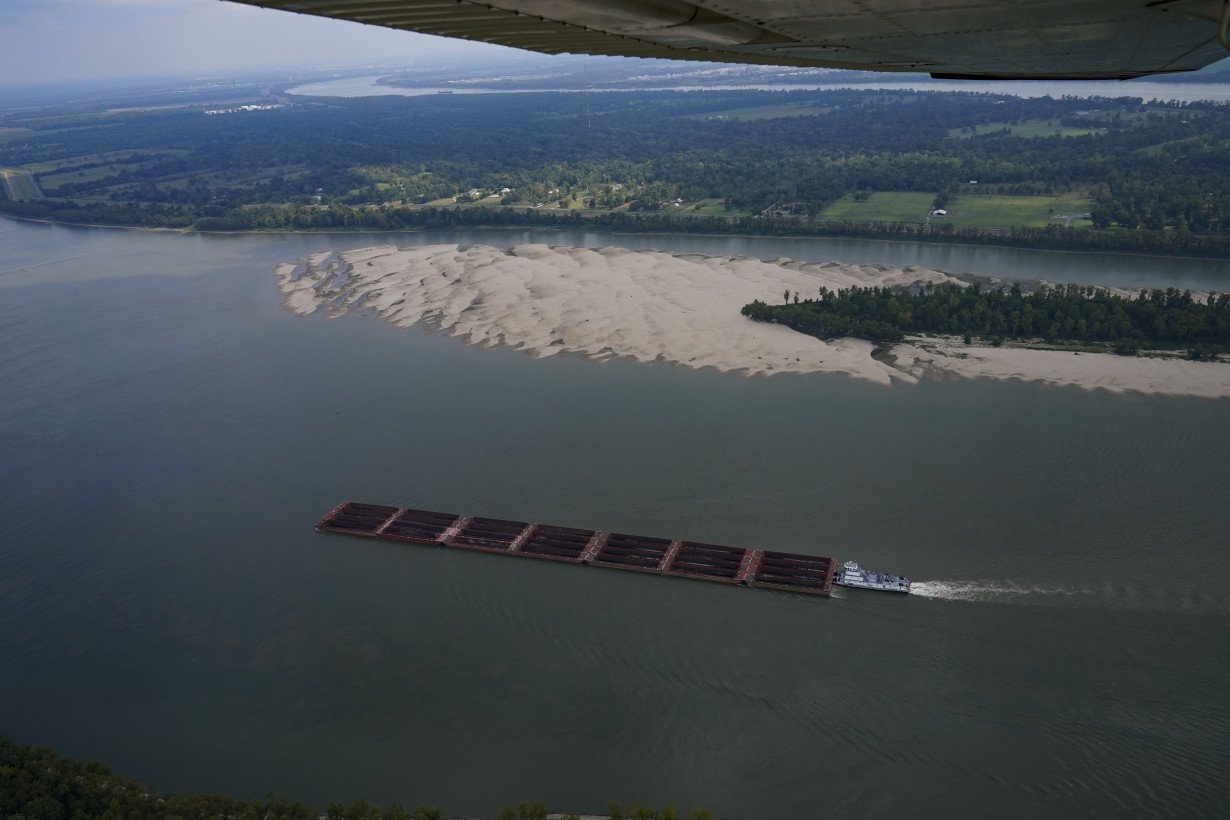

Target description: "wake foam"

left=910, top=579, right=1229, bottom=612
left=911, top=580, right=1033, bottom=602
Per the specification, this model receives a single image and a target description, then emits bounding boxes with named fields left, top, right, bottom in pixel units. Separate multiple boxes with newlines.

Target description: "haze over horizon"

left=6, top=0, right=1230, bottom=95
left=0, top=0, right=514, bottom=90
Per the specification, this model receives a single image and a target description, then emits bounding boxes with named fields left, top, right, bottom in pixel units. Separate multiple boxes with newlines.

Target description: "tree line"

left=6, top=198, right=1230, bottom=259
left=0, top=735, right=712, bottom=820
left=3, top=88, right=1230, bottom=255
left=742, top=282, right=1230, bottom=355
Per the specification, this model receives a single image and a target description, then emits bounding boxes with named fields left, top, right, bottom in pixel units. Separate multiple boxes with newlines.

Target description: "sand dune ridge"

left=274, top=243, right=1230, bottom=398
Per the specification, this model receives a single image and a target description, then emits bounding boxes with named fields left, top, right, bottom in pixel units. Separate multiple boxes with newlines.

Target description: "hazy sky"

left=0, top=0, right=510, bottom=88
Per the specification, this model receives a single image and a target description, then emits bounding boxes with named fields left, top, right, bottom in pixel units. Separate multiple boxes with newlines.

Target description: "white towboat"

left=833, top=560, right=910, bottom=593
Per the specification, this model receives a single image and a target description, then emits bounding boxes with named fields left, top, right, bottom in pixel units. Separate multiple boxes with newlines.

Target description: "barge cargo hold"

left=316, top=501, right=837, bottom=597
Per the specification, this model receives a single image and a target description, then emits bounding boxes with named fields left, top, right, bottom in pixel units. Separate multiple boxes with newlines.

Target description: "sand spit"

left=275, top=243, right=1230, bottom=398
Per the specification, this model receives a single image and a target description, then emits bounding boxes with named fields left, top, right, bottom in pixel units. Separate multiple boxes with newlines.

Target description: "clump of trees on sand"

left=742, top=282, right=1230, bottom=358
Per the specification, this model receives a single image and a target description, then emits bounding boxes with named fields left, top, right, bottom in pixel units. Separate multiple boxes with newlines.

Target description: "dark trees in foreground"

left=0, top=735, right=714, bottom=820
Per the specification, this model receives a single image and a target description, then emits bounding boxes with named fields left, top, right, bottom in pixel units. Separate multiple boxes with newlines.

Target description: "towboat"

left=833, top=560, right=910, bottom=593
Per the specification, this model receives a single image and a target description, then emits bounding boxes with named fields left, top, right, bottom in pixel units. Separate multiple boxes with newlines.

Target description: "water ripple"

left=911, top=578, right=1230, bottom=612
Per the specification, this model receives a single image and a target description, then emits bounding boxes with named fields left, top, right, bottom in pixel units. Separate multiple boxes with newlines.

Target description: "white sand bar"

left=274, top=243, right=1230, bottom=398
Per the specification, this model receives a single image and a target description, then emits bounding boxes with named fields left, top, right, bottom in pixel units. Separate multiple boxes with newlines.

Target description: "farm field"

left=940, top=193, right=1095, bottom=227
left=820, top=191, right=1095, bottom=228
left=684, top=102, right=831, bottom=121
left=1137, top=135, right=1202, bottom=156
left=685, top=197, right=746, bottom=216
left=19, top=149, right=186, bottom=175
left=38, top=162, right=151, bottom=190
left=0, top=168, right=43, bottom=201
left=819, top=191, right=935, bottom=222
left=949, top=119, right=1107, bottom=138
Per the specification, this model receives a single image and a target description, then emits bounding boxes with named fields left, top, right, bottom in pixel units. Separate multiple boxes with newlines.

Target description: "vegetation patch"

left=938, top=193, right=1095, bottom=228
left=1135, top=135, right=1203, bottom=156
left=742, top=282, right=1230, bottom=355
left=0, top=126, right=31, bottom=143
left=684, top=102, right=831, bottom=121
left=819, top=191, right=936, bottom=223
left=819, top=191, right=1093, bottom=228
left=685, top=197, right=745, bottom=216
left=19, top=149, right=187, bottom=175
left=0, top=168, right=43, bottom=201
left=38, top=161, right=153, bottom=190
left=0, top=734, right=711, bottom=820
left=949, top=120, right=1107, bottom=138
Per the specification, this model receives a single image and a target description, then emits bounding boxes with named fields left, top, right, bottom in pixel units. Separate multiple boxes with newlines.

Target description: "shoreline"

left=274, top=243, right=1230, bottom=399
left=4, top=211, right=1230, bottom=263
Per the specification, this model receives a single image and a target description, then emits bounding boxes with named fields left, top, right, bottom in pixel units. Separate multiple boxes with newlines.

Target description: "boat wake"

left=911, top=580, right=1042, bottom=602
left=910, top=579, right=1230, bottom=612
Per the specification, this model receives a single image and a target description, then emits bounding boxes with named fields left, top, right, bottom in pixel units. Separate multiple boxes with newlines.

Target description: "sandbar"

left=274, top=243, right=1230, bottom=398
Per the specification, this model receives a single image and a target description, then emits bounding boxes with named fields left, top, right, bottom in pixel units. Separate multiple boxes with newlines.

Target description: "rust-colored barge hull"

left=316, top=502, right=835, bottom=597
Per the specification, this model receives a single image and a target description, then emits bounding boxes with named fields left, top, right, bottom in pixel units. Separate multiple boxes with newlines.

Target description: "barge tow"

left=316, top=501, right=839, bottom=597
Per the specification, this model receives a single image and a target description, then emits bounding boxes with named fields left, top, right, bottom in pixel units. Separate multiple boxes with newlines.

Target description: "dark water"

left=2, top=217, right=1229, bottom=818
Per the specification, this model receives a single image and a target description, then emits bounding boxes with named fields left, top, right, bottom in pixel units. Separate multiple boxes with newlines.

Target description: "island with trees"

left=742, top=283, right=1230, bottom=358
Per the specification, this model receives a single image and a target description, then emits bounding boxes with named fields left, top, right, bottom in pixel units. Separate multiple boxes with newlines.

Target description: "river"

left=288, top=74, right=1230, bottom=103
left=1, top=216, right=1228, bottom=817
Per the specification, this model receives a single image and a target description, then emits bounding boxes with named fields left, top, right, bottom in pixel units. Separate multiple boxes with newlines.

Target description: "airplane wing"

left=231, top=0, right=1230, bottom=80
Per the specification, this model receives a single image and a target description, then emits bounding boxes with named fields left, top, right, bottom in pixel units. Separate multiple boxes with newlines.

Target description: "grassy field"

left=949, top=120, right=1107, bottom=139
left=19, top=149, right=188, bottom=175
left=684, top=103, right=831, bottom=121
left=685, top=197, right=734, bottom=215
left=941, top=193, right=1095, bottom=227
left=0, top=127, right=31, bottom=144
left=820, top=191, right=1095, bottom=228
left=820, top=191, right=935, bottom=222
left=38, top=162, right=150, bottom=190
left=1, top=168, right=44, bottom=201
left=1136, top=135, right=1201, bottom=156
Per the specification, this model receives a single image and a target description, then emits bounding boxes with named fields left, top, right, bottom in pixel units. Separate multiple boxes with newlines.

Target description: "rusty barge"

left=316, top=501, right=837, bottom=596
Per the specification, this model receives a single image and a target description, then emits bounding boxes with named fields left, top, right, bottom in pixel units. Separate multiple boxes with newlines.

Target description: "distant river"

left=2, top=216, right=1229, bottom=818
left=289, top=73, right=1230, bottom=103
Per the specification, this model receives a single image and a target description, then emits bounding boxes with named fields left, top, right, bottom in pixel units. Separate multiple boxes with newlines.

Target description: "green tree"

left=341, top=799, right=386, bottom=819
left=518, top=800, right=548, bottom=820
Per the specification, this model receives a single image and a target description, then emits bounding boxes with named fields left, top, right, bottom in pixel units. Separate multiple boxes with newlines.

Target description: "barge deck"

left=316, top=501, right=836, bottom=596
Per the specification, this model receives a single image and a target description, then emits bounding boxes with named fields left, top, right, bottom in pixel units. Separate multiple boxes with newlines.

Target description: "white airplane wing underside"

left=231, top=0, right=1230, bottom=79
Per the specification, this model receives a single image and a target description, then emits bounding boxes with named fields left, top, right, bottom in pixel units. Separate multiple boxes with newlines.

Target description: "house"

left=931, top=208, right=948, bottom=216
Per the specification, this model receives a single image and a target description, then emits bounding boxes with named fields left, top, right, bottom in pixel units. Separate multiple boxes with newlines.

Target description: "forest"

left=742, top=283, right=1230, bottom=355
left=3, top=83, right=1230, bottom=256
left=0, top=735, right=707, bottom=820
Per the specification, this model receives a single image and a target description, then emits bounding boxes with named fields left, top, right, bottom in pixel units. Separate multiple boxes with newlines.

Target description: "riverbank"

left=275, top=243, right=1230, bottom=398
left=7, top=201, right=1230, bottom=260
